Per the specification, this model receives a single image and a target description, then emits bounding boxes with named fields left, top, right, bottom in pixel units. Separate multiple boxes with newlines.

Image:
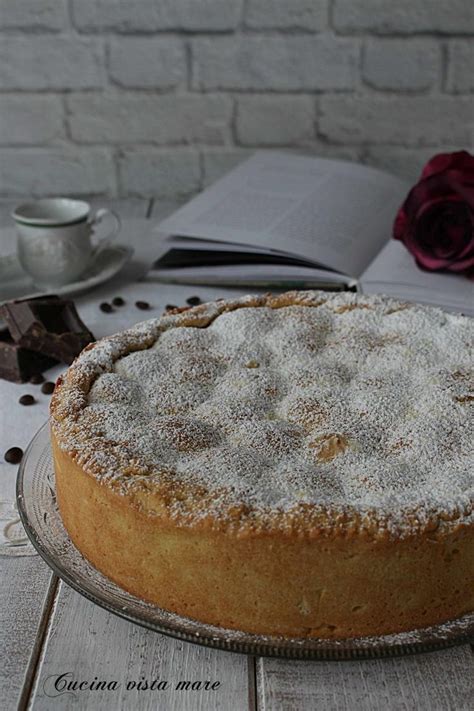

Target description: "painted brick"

left=0, top=148, right=114, bottom=196
left=118, top=150, right=201, bottom=197
left=295, top=144, right=362, bottom=162
left=446, top=41, right=474, bottom=93
left=245, top=0, right=327, bottom=31
left=363, top=39, right=439, bottom=91
left=192, top=36, right=358, bottom=91
left=365, top=146, right=467, bottom=181
left=109, top=37, right=186, bottom=89
left=0, top=95, right=64, bottom=144
left=333, top=0, right=474, bottom=34
left=0, top=1, right=468, bottom=202
left=72, top=0, right=243, bottom=33
left=201, top=149, right=251, bottom=186
left=236, top=95, right=315, bottom=146
left=0, top=37, right=104, bottom=90
left=320, top=96, right=474, bottom=146
left=68, top=94, right=232, bottom=145
left=0, top=0, right=67, bottom=31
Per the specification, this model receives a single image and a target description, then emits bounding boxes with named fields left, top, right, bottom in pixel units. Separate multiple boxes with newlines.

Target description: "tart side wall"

left=52, top=433, right=474, bottom=639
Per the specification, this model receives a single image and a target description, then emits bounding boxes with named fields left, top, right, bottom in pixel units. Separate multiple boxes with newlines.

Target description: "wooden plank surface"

left=0, top=557, right=55, bottom=711
left=257, top=645, right=474, bottom=710
left=30, top=583, right=250, bottom=711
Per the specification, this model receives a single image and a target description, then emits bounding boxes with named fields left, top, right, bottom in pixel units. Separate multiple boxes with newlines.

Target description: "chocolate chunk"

left=19, top=394, right=35, bottom=406
left=41, top=381, right=55, bottom=395
left=4, top=447, right=23, bottom=464
left=165, top=304, right=178, bottom=312
left=0, top=295, right=95, bottom=365
left=186, top=296, right=201, bottom=306
left=112, top=297, right=125, bottom=307
left=135, top=301, right=150, bottom=310
left=0, top=328, right=57, bottom=383
left=100, top=302, right=113, bottom=314
left=30, top=373, right=45, bottom=385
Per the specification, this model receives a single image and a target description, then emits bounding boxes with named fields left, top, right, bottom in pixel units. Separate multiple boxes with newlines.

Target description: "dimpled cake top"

left=51, top=291, right=474, bottom=539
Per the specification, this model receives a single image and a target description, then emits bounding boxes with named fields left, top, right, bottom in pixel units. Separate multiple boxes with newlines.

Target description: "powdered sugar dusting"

left=51, top=291, right=474, bottom=536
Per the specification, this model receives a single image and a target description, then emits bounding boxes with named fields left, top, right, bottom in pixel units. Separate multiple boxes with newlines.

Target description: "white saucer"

left=0, top=245, right=133, bottom=306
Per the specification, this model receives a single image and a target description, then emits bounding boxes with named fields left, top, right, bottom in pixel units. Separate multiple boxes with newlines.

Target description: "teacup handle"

left=89, top=208, right=121, bottom=256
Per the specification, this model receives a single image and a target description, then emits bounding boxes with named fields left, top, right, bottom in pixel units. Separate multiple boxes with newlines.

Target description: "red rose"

left=393, top=151, right=474, bottom=275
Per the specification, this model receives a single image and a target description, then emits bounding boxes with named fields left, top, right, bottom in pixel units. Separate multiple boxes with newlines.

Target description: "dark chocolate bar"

left=0, top=328, right=57, bottom=383
left=0, top=295, right=95, bottom=365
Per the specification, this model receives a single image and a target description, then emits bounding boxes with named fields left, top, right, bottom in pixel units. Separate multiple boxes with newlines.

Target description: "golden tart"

left=50, top=291, right=474, bottom=639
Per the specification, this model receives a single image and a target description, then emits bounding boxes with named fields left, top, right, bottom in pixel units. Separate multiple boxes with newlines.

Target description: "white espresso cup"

left=12, top=198, right=121, bottom=289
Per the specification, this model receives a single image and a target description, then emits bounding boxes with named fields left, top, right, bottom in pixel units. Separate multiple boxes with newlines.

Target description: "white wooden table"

left=1, top=199, right=473, bottom=711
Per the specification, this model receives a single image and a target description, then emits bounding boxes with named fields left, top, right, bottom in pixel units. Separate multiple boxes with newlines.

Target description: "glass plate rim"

left=16, top=421, right=474, bottom=661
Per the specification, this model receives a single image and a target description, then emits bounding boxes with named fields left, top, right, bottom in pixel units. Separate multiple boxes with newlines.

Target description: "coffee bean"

left=135, top=301, right=150, bottom=310
left=29, top=373, right=45, bottom=385
left=41, top=381, right=55, bottom=395
left=19, top=394, right=36, bottom=406
left=100, top=302, right=113, bottom=313
left=5, top=447, right=23, bottom=464
left=186, top=296, right=201, bottom=306
left=165, top=304, right=177, bottom=311
left=112, top=297, right=125, bottom=307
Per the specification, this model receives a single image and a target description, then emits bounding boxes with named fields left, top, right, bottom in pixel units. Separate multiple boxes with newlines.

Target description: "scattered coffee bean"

left=165, top=304, right=178, bottom=311
left=186, top=295, right=201, bottom=306
left=135, top=301, right=150, bottom=310
left=100, top=302, right=113, bottom=314
left=19, top=394, right=36, bottom=406
left=245, top=360, right=259, bottom=369
left=4, top=447, right=23, bottom=464
left=41, top=381, right=55, bottom=395
left=112, top=297, right=125, bottom=307
left=29, top=373, right=45, bottom=385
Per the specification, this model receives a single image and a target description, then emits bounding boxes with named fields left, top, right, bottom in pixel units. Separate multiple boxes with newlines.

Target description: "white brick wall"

left=0, top=0, right=67, bottom=32
left=71, top=0, right=243, bottom=33
left=192, top=36, right=358, bottom=91
left=236, top=96, right=315, bottom=146
left=447, top=41, right=474, bottom=93
left=245, top=0, right=327, bottom=31
left=362, top=39, right=440, bottom=91
left=0, top=0, right=472, bottom=197
left=108, top=37, right=187, bottom=89
left=0, top=37, right=104, bottom=90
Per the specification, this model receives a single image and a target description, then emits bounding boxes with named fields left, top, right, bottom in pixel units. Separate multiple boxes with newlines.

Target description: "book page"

left=157, top=152, right=409, bottom=278
left=361, top=240, right=473, bottom=315
left=150, top=262, right=354, bottom=289
left=153, top=234, right=341, bottom=272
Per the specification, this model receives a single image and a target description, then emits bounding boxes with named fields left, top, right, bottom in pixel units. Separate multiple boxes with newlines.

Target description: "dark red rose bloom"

left=393, top=151, right=474, bottom=275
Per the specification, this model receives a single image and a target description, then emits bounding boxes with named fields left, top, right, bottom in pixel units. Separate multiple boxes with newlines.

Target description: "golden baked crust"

left=51, top=290, right=474, bottom=637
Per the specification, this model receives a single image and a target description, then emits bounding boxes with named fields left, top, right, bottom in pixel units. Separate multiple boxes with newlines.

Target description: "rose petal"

left=414, top=239, right=474, bottom=272
left=421, top=150, right=474, bottom=180
left=415, top=253, right=452, bottom=271
left=421, top=153, right=456, bottom=179
left=417, top=202, right=473, bottom=257
left=411, top=173, right=474, bottom=218
left=445, top=248, right=474, bottom=271
left=393, top=208, right=408, bottom=241
left=393, top=151, right=474, bottom=279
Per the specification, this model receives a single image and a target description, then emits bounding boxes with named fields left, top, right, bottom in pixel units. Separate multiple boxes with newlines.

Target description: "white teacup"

left=12, top=198, right=121, bottom=289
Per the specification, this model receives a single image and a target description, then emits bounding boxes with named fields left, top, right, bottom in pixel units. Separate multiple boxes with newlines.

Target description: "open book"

left=155, top=152, right=472, bottom=314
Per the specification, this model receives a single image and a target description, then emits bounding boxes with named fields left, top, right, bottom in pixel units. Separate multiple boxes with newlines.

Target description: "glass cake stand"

left=16, top=422, right=474, bottom=661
